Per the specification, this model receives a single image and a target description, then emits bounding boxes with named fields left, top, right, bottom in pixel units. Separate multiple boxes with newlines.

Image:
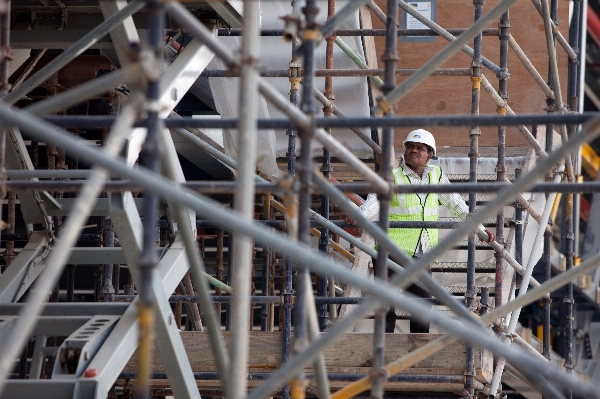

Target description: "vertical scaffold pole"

left=229, top=0, right=261, bottom=396
left=261, top=194, right=271, bottom=332
left=564, top=3, right=582, bottom=396
left=371, top=1, right=398, bottom=398
left=135, top=1, right=164, bottom=398
left=495, top=7, right=510, bottom=316
left=465, top=0, right=484, bottom=396
left=282, top=8, right=301, bottom=397
left=0, top=0, right=10, bottom=254
left=318, top=0, right=336, bottom=332
left=291, top=1, right=319, bottom=397
left=543, top=229, right=552, bottom=362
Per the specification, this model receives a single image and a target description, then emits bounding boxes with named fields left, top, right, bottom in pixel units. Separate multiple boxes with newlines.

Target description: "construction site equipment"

left=0, top=1, right=599, bottom=399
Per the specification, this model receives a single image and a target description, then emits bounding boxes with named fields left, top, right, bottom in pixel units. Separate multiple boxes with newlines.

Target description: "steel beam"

left=159, top=38, right=215, bottom=118
left=2, top=0, right=145, bottom=105
left=1, top=64, right=600, bottom=398
left=0, top=232, right=49, bottom=302
left=83, top=239, right=199, bottom=399
left=206, top=0, right=242, bottom=28
left=5, top=128, right=50, bottom=226
left=0, top=303, right=129, bottom=317
left=98, top=0, right=140, bottom=67
left=46, top=198, right=144, bottom=217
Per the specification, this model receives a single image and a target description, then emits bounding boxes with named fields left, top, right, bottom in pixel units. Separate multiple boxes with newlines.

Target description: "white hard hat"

left=404, top=129, right=436, bottom=157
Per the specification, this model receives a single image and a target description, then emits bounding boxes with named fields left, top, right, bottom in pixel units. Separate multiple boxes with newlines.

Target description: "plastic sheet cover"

left=208, top=1, right=372, bottom=180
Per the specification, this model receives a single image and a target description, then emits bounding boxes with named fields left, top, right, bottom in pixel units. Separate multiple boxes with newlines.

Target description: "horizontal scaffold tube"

left=200, top=68, right=472, bottom=77
left=0, top=101, right=598, bottom=399
left=215, top=28, right=501, bottom=37
left=42, top=112, right=600, bottom=129
left=10, top=180, right=600, bottom=194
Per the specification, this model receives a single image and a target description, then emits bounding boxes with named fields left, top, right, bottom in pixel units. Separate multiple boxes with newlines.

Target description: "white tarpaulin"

left=208, top=0, right=372, bottom=180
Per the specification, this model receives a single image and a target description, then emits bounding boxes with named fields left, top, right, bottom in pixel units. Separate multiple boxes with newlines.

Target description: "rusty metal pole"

left=495, top=6, right=510, bottom=321
left=464, top=0, right=484, bottom=397
left=281, top=13, right=302, bottom=399
left=318, top=0, right=336, bottom=332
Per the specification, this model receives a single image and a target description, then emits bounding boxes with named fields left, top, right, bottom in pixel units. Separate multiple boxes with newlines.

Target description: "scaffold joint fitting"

left=302, top=29, right=322, bottom=42
left=289, top=76, right=302, bottom=90
left=320, top=164, right=333, bottom=173
left=369, top=366, right=389, bottom=379
left=498, top=20, right=512, bottom=29
left=496, top=106, right=507, bottom=115
left=376, top=96, right=392, bottom=115
left=469, top=127, right=481, bottom=136
left=382, top=50, right=400, bottom=62
left=496, top=68, right=510, bottom=81
left=471, top=75, right=482, bottom=89
left=464, top=289, right=477, bottom=299
left=290, top=378, right=308, bottom=399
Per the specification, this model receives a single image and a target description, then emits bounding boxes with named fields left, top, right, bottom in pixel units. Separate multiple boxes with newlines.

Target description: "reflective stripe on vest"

left=388, top=165, right=441, bottom=257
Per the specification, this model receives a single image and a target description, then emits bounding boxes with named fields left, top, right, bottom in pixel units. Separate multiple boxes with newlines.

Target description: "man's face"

left=404, top=141, right=432, bottom=169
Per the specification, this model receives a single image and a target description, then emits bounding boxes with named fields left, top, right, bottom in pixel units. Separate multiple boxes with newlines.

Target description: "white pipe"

left=488, top=163, right=564, bottom=396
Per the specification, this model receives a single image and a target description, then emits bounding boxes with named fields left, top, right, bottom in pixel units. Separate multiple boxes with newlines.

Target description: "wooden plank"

left=136, top=379, right=467, bottom=393
left=125, top=332, right=490, bottom=376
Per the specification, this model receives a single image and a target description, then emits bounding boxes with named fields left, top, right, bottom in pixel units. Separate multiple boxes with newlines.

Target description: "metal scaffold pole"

left=134, top=2, right=165, bottom=397
left=228, top=0, right=261, bottom=398
left=0, top=1, right=599, bottom=398
left=318, top=0, right=335, bottom=333
left=372, top=1, right=398, bottom=397
left=464, top=0, right=484, bottom=396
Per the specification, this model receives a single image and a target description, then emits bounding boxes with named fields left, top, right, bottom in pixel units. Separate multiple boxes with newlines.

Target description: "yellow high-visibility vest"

left=388, top=165, right=441, bottom=257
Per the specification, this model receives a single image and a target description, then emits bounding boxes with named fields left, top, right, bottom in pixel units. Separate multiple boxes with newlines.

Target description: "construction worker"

left=360, top=129, right=496, bottom=333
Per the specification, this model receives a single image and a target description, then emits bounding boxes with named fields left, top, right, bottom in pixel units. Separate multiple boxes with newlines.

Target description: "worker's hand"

left=345, top=217, right=356, bottom=226
left=483, top=229, right=496, bottom=244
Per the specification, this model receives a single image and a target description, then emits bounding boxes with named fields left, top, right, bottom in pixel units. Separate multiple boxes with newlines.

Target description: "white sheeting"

left=208, top=1, right=372, bottom=180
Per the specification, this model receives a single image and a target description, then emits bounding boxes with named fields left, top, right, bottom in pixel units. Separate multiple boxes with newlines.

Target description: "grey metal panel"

left=30, top=317, right=90, bottom=337
left=158, top=38, right=216, bottom=118
left=52, top=316, right=120, bottom=378
left=0, top=302, right=129, bottom=317
left=108, top=191, right=143, bottom=266
left=1, top=379, right=96, bottom=398
left=63, top=247, right=166, bottom=265
left=1, top=379, right=96, bottom=399
left=0, top=232, right=49, bottom=303
left=10, top=29, right=116, bottom=49
left=29, top=335, right=47, bottom=381
left=84, top=242, right=195, bottom=399
left=47, top=198, right=145, bottom=217
left=62, top=247, right=128, bottom=265
left=0, top=315, right=90, bottom=350
left=138, top=241, right=201, bottom=399
left=6, top=128, right=49, bottom=226
left=0, top=317, right=15, bottom=344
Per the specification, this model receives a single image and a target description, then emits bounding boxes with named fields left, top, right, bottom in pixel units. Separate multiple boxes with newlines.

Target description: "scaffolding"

left=0, top=0, right=598, bottom=398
